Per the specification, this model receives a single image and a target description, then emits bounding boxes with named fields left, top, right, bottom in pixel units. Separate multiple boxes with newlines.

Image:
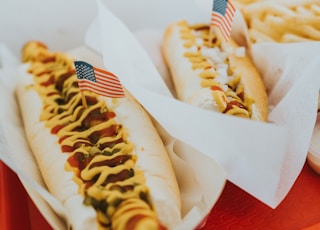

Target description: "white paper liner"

left=250, top=42, right=320, bottom=198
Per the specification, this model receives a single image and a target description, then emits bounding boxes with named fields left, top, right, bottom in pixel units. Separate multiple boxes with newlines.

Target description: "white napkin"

left=251, top=42, right=320, bottom=199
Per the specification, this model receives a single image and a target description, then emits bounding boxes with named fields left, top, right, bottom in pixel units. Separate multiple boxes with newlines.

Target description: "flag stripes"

left=211, top=0, right=236, bottom=42
left=74, top=61, right=125, bottom=98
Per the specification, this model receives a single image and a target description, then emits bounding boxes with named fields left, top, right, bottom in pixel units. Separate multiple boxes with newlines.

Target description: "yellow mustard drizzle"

left=111, top=198, right=161, bottom=230
left=22, top=42, right=165, bottom=230
left=177, top=21, right=253, bottom=118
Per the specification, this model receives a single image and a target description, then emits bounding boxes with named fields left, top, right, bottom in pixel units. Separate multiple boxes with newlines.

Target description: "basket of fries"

left=233, top=0, right=320, bottom=43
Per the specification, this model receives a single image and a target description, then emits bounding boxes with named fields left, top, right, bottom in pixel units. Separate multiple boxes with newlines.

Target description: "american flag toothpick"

left=74, top=61, right=125, bottom=107
left=210, top=0, right=236, bottom=42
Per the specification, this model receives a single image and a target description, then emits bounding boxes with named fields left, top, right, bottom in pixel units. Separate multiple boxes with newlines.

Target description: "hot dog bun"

left=162, top=20, right=268, bottom=121
left=16, top=41, right=181, bottom=230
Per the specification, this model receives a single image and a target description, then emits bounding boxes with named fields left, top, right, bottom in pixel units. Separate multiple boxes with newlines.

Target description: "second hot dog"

left=162, top=20, right=269, bottom=121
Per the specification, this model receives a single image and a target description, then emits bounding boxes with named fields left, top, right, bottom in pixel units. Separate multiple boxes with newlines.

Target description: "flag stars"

left=74, top=62, right=97, bottom=82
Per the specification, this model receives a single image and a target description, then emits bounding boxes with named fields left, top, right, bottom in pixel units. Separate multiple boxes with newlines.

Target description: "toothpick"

left=81, top=91, right=88, bottom=108
left=209, top=25, right=228, bottom=48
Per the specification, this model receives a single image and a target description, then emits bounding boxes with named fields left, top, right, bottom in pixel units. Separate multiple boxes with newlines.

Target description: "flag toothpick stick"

left=210, top=25, right=226, bottom=47
left=81, top=91, right=88, bottom=108
left=210, top=0, right=236, bottom=43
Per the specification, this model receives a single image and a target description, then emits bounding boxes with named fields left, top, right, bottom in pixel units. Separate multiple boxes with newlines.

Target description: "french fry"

left=234, top=0, right=320, bottom=43
left=249, top=28, right=276, bottom=43
left=301, top=24, right=320, bottom=40
left=296, top=5, right=313, bottom=15
left=264, top=15, right=310, bottom=40
left=310, top=4, right=320, bottom=15
left=283, top=15, right=320, bottom=29
left=243, top=2, right=296, bottom=18
left=281, top=0, right=320, bottom=8
left=280, top=33, right=315, bottom=43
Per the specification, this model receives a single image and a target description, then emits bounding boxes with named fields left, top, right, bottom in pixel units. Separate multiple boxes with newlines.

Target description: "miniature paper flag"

left=74, top=60, right=125, bottom=98
left=211, top=0, right=236, bottom=42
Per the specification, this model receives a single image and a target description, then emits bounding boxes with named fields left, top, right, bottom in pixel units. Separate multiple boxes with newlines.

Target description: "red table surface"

left=1, top=160, right=320, bottom=230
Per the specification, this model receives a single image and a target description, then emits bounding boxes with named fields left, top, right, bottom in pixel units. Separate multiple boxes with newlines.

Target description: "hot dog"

left=16, top=41, right=181, bottom=230
left=162, top=20, right=268, bottom=121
